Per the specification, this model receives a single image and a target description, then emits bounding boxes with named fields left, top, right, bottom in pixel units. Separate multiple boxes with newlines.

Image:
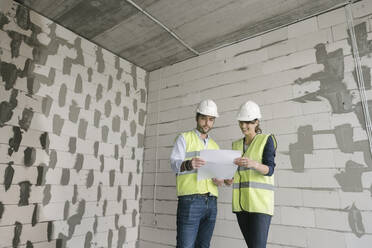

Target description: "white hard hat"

left=237, top=101, right=261, bottom=121
left=196, top=99, right=219, bottom=117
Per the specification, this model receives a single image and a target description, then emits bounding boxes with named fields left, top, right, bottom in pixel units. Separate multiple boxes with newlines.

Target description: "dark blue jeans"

left=236, top=212, right=271, bottom=248
left=176, top=194, right=217, bottom=248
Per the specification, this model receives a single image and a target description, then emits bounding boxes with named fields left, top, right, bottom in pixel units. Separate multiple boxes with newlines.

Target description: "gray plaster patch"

left=32, top=203, right=38, bottom=226
left=132, top=209, right=137, bottom=227
left=112, top=115, right=120, bottom=132
left=87, top=68, right=93, bottom=82
left=123, top=106, right=129, bottom=120
left=115, top=92, right=121, bottom=106
left=100, top=155, right=105, bottom=172
left=108, top=75, right=113, bottom=91
left=137, top=160, right=140, bottom=174
left=34, top=67, right=55, bottom=87
left=74, top=154, right=84, bottom=172
left=347, top=22, right=372, bottom=57
left=0, top=12, right=10, bottom=29
left=109, top=170, right=115, bottom=187
left=60, top=168, right=70, bottom=185
left=63, top=37, right=85, bottom=75
left=131, top=64, right=137, bottom=90
left=24, top=147, right=36, bottom=167
left=97, top=183, right=102, bottom=202
left=85, top=95, right=91, bottom=110
left=0, top=62, right=18, bottom=90
left=108, top=229, right=113, bottom=248
left=102, top=199, right=108, bottom=216
left=78, top=119, right=88, bottom=139
left=64, top=201, right=69, bottom=220
left=69, top=100, right=80, bottom=123
left=94, top=110, right=101, bottom=128
left=43, top=184, right=51, bottom=206
left=0, top=101, right=15, bottom=127
left=140, top=89, right=146, bottom=103
left=36, top=165, right=46, bottom=186
left=94, top=141, right=99, bottom=158
left=294, top=45, right=351, bottom=114
left=19, top=181, right=31, bottom=206
left=84, top=232, right=93, bottom=248
left=42, top=95, right=53, bottom=117
left=288, top=125, right=314, bottom=172
left=115, top=57, right=123, bottom=80
left=74, top=74, right=83, bottom=93
left=19, top=107, right=33, bottom=131
left=39, top=132, right=49, bottom=151
left=131, top=147, right=135, bottom=160
left=125, top=83, right=130, bottom=97
left=133, top=99, right=138, bottom=114
left=15, top=5, right=31, bottom=30
left=72, top=184, right=78, bottom=204
left=96, top=47, right=105, bottom=73
left=117, top=186, right=122, bottom=202
left=68, top=137, right=77, bottom=154
left=67, top=199, right=85, bottom=238
left=13, top=221, right=22, bottom=248
left=135, top=184, right=139, bottom=200
left=8, top=31, right=22, bottom=58
left=137, top=133, right=144, bottom=148
left=53, top=114, right=64, bottom=135
left=93, top=215, right=98, bottom=234
left=8, top=126, right=22, bottom=156
left=347, top=203, right=365, bottom=238
left=58, top=84, right=67, bottom=107
left=4, top=163, right=14, bottom=191
left=120, top=157, right=124, bottom=173
left=122, top=200, right=127, bottom=214
left=130, top=120, right=136, bottom=136
left=49, top=150, right=57, bottom=168
left=114, top=145, right=119, bottom=160
left=104, top=100, right=112, bottom=117
left=26, top=241, right=33, bottom=248
left=96, top=84, right=103, bottom=102
left=0, top=202, right=3, bottom=219
left=86, top=169, right=94, bottom=188
left=102, top=125, right=109, bottom=143
left=115, top=214, right=119, bottom=229
left=117, top=226, right=126, bottom=248
left=335, top=160, right=371, bottom=192
left=121, top=131, right=127, bottom=148
left=128, top=172, right=133, bottom=186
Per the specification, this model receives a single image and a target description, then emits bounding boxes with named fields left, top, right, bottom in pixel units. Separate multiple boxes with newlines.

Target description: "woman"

left=231, top=101, right=277, bottom=248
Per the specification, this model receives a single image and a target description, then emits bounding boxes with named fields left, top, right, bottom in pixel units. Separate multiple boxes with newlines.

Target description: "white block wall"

left=140, top=1, right=372, bottom=247
left=0, top=1, right=147, bottom=247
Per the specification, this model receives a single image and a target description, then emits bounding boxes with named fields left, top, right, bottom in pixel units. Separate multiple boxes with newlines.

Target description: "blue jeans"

left=177, top=194, right=217, bottom=248
left=236, top=212, right=272, bottom=248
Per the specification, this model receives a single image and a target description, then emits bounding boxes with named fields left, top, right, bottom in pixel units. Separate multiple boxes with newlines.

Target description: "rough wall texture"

left=140, top=1, right=372, bottom=247
left=0, top=1, right=147, bottom=248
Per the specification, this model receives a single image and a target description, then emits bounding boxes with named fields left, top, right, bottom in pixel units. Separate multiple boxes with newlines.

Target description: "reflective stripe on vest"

left=176, top=130, right=219, bottom=197
left=232, top=134, right=276, bottom=215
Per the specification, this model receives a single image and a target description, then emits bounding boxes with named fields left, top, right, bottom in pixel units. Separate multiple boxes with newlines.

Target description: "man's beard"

left=197, top=125, right=210, bottom=134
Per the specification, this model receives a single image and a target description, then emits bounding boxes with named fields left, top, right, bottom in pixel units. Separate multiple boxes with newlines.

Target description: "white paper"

left=197, top=149, right=241, bottom=181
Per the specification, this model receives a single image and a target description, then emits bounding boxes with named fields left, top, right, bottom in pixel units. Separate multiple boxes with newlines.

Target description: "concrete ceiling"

left=17, top=0, right=349, bottom=71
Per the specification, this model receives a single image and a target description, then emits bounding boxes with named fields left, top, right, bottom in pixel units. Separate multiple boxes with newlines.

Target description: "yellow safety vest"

left=232, top=134, right=276, bottom=215
left=176, top=130, right=220, bottom=197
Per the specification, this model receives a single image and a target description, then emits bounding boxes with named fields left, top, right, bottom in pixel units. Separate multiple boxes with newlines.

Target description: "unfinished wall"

left=0, top=1, right=147, bottom=247
left=140, top=1, right=372, bottom=247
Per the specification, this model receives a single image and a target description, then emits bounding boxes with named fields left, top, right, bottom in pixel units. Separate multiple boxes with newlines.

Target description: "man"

left=170, top=99, right=224, bottom=248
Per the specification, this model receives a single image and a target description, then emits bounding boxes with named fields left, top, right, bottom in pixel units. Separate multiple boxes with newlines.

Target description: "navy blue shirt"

left=262, top=136, right=276, bottom=176
left=244, top=135, right=276, bottom=176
